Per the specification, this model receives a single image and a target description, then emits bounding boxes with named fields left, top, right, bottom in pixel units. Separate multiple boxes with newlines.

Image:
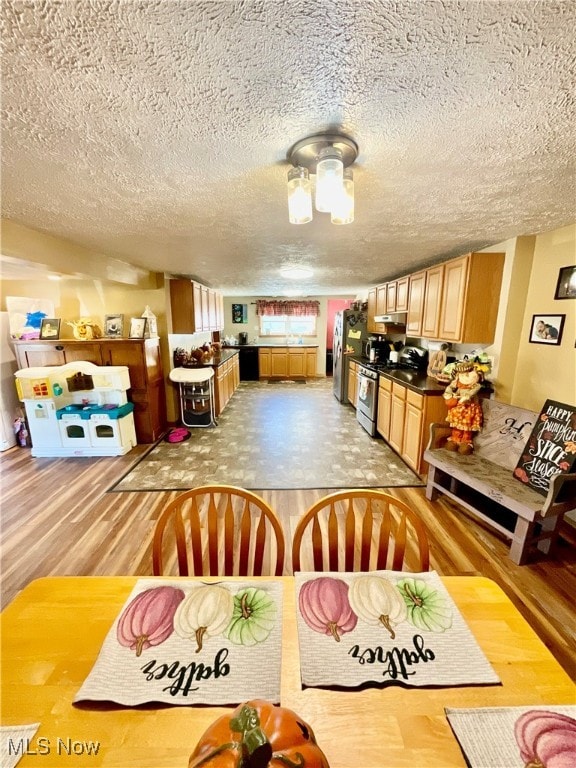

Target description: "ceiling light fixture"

left=280, top=266, right=313, bottom=279
left=287, top=133, right=358, bottom=225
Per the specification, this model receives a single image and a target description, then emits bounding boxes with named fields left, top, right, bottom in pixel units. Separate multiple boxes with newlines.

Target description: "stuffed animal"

left=443, top=361, right=483, bottom=454
left=68, top=318, right=103, bottom=340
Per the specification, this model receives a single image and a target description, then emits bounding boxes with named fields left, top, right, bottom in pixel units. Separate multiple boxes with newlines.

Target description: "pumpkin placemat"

left=445, top=705, right=576, bottom=768
left=294, top=570, right=500, bottom=689
left=75, top=579, right=283, bottom=706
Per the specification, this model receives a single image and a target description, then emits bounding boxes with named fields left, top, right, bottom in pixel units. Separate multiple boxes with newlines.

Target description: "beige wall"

left=510, top=224, right=575, bottom=411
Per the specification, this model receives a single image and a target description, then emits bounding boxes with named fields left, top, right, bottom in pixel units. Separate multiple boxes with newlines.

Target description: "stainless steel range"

left=356, top=363, right=379, bottom=436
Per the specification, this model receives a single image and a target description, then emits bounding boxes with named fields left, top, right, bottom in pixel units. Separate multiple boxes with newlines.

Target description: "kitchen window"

left=259, top=315, right=317, bottom=337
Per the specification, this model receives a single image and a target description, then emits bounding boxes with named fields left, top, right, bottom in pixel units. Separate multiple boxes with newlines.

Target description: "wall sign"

left=513, top=399, right=576, bottom=496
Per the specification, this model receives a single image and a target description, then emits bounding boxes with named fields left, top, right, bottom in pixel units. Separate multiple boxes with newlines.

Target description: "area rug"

left=109, top=379, right=425, bottom=492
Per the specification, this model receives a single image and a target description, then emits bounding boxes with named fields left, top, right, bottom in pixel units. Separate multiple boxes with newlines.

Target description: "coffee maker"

left=364, top=337, right=389, bottom=363
left=238, top=332, right=248, bottom=345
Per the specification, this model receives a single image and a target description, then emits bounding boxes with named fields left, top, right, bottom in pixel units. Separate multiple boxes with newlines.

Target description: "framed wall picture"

left=554, top=265, right=576, bottom=299
left=39, top=318, right=61, bottom=339
left=129, top=317, right=147, bottom=339
left=104, top=314, right=124, bottom=338
left=232, top=303, right=248, bottom=323
left=528, top=314, right=565, bottom=345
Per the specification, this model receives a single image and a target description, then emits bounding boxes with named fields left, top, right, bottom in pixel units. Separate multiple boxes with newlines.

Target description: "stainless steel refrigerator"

left=332, top=309, right=368, bottom=402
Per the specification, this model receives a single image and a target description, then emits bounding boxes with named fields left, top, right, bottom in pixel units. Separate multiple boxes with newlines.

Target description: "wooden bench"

left=424, top=399, right=576, bottom=565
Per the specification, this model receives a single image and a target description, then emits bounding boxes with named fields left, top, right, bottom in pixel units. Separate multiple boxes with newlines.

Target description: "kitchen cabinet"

left=385, top=276, right=409, bottom=313
left=379, top=375, right=446, bottom=474
left=348, top=360, right=358, bottom=407
left=406, top=270, right=426, bottom=336
left=437, top=252, right=504, bottom=343
left=169, top=278, right=224, bottom=333
left=214, top=354, right=239, bottom=415
left=367, top=288, right=377, bottom=332
left=422, top=264, right=444, bottom=338
left=376, top=285, right=387, bottom=316
left=12, top=338, right=166, bottom=443
left=258, top=347, right=317, bottom=380
left=376, top=376, right=392, bottom=440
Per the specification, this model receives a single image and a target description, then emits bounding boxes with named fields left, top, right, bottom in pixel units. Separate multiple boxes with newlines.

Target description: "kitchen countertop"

left=225, top=343, right=319, bottom=348
left=352, top=356, right=494, bottom=397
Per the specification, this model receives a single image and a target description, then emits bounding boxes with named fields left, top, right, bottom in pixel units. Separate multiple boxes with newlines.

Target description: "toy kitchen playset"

left=14, top=361, right=137, bottom=457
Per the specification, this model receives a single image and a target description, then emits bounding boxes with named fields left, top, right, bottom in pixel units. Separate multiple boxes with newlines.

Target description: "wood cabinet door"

left=101, top=341, right=146, bottom=391
left=376, top=285, right=387, bottom=315
left=377, top=385, right=392, bottom=440
left=305, top=349, right=317, bottom=377
left=395, top=276, right=409, bottom=312
left=258, top=349, right=270, bottom=377
left=386, top=282, right=397, bottom=313
left=367, top=288, right=377, bottom=332
left=271, top=349, right=288, bottom=377
left=438, top=255, right=469, bottom=341
left=288, top=350, right=305, bottom=377
left=192, top=282, right=203, bottom=331
left=422, top=264, right=444, bottom=338
left=62, top=342, right=103, bottom=365
left=348, top=362, right=357, bottom=406
left=401, top=400, right=424, bottom=471
left=389, top=392, right=406, bottom=452
left=208, top=290, right=218, bottom=330
left=14, top=343, right=66, bottom=368
left=407, top=271, right=426, bottom=335
left=170, top=279, right=195, bottom=333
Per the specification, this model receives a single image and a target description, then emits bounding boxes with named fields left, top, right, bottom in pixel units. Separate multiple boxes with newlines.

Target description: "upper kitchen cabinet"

left=406, top=270, right=426, bottom=336
left=386, top=276, right=409, bottom=313
left=169, top=279, right=224, bottom=333
left=437, top=252, right=504, bottom=343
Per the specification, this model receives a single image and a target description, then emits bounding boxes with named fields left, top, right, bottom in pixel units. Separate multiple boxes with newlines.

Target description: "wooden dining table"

left=1, top=575, right=574, bottom=768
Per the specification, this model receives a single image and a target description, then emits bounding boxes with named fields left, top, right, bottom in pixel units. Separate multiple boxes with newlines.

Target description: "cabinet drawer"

left=392, top=382, right=407, bottom=399
left=379, top=376, right=392, bottom=392
left=406, top=389, right=424, bottom=409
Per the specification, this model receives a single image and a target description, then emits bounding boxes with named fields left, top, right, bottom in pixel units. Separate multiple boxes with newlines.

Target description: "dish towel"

left=1, top=724, right=40, bottom=768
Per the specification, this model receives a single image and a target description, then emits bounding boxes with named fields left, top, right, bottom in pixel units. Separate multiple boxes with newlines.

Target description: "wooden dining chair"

left=152, top=484, right=285, bottom=576
left=291, top=489, right=430, bottom=572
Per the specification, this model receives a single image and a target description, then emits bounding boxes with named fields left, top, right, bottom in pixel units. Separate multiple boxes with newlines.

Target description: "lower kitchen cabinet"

left=258, top=347, right=317, bottom=380
left=376, top=374, right=446, bottom=474
left=214, top=354, right=239, bottom=416
left=12, top=338, right=166, bottom=443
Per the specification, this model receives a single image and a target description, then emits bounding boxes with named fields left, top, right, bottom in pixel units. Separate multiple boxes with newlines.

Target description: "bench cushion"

left=424, top=447, right=545, bottom=519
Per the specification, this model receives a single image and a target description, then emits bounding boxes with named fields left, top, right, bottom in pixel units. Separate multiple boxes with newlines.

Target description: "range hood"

left=374, top=313, right=407, bottom=324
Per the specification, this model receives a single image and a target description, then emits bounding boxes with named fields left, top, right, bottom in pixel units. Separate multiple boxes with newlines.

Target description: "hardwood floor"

left=1, top=444, right=575, bottom=678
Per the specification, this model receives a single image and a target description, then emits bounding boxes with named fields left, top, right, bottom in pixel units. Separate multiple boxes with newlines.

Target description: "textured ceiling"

left=1, top=0, right=575, bottom=296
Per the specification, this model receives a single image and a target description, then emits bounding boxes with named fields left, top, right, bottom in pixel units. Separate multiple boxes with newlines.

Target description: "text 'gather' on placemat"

left=75, top=579, right=283, bottom=706
left=294, top=570, right=500, bottom=690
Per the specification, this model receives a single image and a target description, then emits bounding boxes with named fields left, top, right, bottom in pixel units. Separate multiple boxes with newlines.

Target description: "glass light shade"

left=287, top=167, right=312, bottom=224
left=315, top=146, right=343, bottom=212
left=331, top=168, right=354, bottom=225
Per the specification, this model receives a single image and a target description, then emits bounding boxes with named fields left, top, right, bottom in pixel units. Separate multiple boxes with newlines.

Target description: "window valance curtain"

left=255, top=300, right=320, bottom=316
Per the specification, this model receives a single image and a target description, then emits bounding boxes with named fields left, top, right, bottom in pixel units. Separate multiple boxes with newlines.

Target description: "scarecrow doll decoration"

left=443, top=360, right=484, bottom=454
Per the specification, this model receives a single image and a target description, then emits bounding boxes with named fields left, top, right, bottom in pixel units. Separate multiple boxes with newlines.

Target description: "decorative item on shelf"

left=104, top=314, right=124, bottom=338
left=129, top=317, right=147, bottom=339
left=67, top=318, right=103, bottom=340
left=442, top=361, right=484, bottom=454
left=39, top=318, right=61, bottom=340
left=188, top=699, right=330, bottom=768
left=427, top=343, right=449, bottom=380
left=141, top=306, right=158, bottom=337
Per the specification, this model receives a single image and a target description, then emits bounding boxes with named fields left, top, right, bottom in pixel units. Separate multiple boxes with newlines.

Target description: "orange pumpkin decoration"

left=188, top=699, right=330, bottom=768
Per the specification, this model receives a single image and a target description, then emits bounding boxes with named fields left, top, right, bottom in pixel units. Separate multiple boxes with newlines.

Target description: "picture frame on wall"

left=129, top=317, right=147, bottom=339
left=104, top=314, right=124, bottom=338
left=554, top=265, right=576, bottom=299
left=232, top=303, right=248, bottom=323
left=528, top=314, right=565, bottom=345
left=39, top=318, right=61, bottom=340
